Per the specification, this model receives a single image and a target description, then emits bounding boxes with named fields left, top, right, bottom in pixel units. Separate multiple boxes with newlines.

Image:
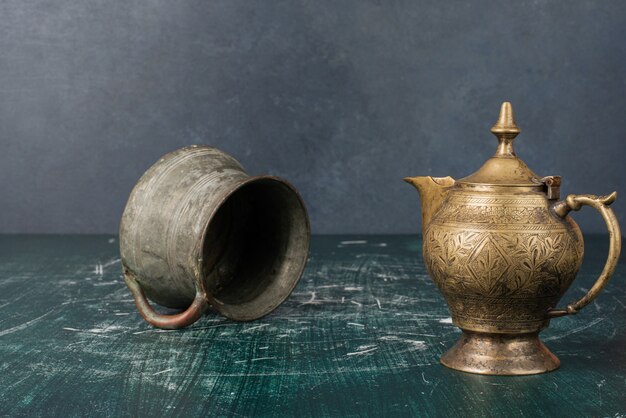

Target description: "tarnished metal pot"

left=120, top=145, right=310, bottom=329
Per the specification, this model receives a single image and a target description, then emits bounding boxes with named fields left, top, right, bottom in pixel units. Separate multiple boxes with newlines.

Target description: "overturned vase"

left=404, top=102, right=621, bottom=375
left=120, top=146, right=310, bottom=329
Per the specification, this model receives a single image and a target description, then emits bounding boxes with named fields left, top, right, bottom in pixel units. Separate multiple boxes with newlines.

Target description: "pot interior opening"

left=202, top=178, right=309, bottom=320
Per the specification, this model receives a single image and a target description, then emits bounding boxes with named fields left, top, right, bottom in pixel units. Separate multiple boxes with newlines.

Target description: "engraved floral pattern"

left=425, top=227, right=582, bottom=299
left=466, top=236, right=512, bottom=295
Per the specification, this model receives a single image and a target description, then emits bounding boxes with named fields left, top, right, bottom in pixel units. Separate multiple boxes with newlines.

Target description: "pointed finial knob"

left=491, top=102, right=520, bottom=156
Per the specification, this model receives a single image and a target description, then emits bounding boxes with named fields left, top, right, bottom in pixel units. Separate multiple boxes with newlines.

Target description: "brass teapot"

left=404, top=102, right=621, bottom=375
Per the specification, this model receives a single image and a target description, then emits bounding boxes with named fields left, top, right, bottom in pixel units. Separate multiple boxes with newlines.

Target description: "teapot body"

left=424, top=185, right=584, bottom=334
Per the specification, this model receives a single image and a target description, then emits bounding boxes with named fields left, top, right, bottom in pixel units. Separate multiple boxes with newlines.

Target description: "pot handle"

left=548, top=192, right=621, bottom=318
left=123, top=268, right=209, bottom=329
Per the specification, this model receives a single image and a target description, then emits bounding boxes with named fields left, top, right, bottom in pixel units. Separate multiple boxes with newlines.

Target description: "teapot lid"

left=458, top=102, right=543, bottom=186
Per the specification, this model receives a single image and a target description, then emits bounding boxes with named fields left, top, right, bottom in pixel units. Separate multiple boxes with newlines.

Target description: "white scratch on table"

left=429, top=380, right=440, bottom=396
left=62, top=324, right=128, bottom=336
left=378, top=335, right=427, bottom=351
left=215, top=363, right=434, bottom=377
left=0, top=310, right=55, bottom=337
left=235, top=357, right=277, bottom=363
left=86, top=325, right=127, bottom=334
left=597, top=378, right=606, bottom=405
left=91, top=258, right=121, bottom=276
left=543, top=317, right=605, bottom=341
left=347, top=322, right=365, bottom=327
left=346, top=346, right=378, bottom=356
left=6, top=375, right=30, bottom=390
left=103, top=258, right=121, bottom=268
left=379, top=336, right=398, bottom=341
left=350, top=300, right=362, bottom=307
left=0, top=293, right=28, bottom=309
left=421, top=372, right=430, bottom=384
left=439, top=317, right=453, bottom=324
left=153, top=368, right=173, bottom=376
left=242, top=324, right=269, bottom=333
left=340, top=240, right=367, bottom=245
left=613, top=296, right=626, bottom=309
left=132, top=328, right=178, bottom=335
left=376, top=298, right=382, bottom=309
left=375, top=272, right=395, bottom=280
left=344, top=287, right=363, bottom=291
left=299, top=292, right=319, bottom=305
left=406, top=340, right=427, bottom=350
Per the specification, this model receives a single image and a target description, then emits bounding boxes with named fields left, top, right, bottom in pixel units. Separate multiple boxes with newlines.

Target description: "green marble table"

left=0, top=235, right=624, bottom=417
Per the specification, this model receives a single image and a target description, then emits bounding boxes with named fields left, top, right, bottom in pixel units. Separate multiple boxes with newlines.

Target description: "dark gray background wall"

left=1, top=1, right=625, bottom=234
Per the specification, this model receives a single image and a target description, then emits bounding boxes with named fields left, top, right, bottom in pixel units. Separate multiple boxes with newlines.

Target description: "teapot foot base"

left=440, top=331, right=560, bottom=375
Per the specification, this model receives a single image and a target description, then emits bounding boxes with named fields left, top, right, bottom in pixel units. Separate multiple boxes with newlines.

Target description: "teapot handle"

left=547, top=192, right=621, bottom=318
left=123, top=268, right=209, bottom=329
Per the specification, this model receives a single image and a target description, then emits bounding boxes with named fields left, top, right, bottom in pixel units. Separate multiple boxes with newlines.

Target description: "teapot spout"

left=403, top=176, right=456, bottom=232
